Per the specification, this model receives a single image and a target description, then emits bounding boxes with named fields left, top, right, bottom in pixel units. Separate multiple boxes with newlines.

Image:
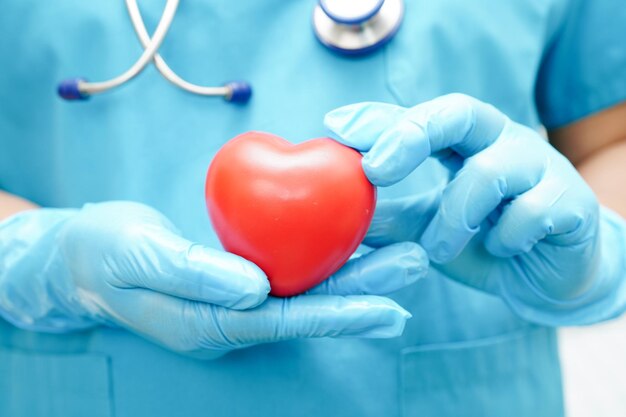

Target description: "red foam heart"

left=205, top=131, right=376, bottom=297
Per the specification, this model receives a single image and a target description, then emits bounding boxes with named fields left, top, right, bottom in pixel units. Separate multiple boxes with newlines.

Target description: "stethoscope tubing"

left=80, top=0, right=179, bottom=96
left=125, top=0, right=231, bottom=98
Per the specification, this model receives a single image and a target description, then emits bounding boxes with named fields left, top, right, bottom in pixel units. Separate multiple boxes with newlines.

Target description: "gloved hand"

left=0, top=201, right=428, bottom=358
left=325, top=94, right=626, bottom=325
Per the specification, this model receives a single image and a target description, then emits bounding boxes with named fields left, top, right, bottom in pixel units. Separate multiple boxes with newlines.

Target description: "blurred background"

left=561, top=314, right=626, bottom=416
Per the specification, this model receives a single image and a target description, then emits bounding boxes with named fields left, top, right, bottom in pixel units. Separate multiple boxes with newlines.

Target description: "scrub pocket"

left=0, top=347, right=113, bottom=417
left=400, top=327, right=564, bottom=417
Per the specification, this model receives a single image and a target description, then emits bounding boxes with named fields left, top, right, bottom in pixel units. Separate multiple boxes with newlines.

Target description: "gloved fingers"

left=433, top=149, right=465, bottom=173
left=61, top=201, right=270, bottom=310
left=324, top=102, right=408, bottom=151
left=83, top=287, right=235, bottom=356
left=55, top=285, right=411, bottom=354
left=169, top=243, right=271, bottom=309
left=306, top=242, right=429, bottom=295
left=484, top=171, right=595, bottom=257
left=420, top=125, right=547, bottom=263
left=107, top=229, right=270, bottom=310
left=363, top=188, right=441, bottom=248
left=325, top=94, right=506, bottom=187
left=205, top=295, right=412, bottom=350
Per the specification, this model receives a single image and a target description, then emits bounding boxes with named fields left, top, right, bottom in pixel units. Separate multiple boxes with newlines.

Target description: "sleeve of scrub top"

left=532, top=0, right=626, bottom=325
left=535, top=0, right=626, bottom=129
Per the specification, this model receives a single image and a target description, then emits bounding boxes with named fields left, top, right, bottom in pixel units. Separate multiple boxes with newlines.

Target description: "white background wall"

left=560, top=314, right=626, bottom=416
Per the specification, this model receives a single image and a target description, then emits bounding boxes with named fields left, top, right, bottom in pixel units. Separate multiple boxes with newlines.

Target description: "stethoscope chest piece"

left=313, top=0, right=404, bottom=55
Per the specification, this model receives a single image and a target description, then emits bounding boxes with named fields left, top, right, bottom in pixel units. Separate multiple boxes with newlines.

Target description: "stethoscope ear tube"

left=124, top=0, right=251, bottom=103
left=58, top=0, right=252, bottom=103
left=58, top=0, right=180, bottom=100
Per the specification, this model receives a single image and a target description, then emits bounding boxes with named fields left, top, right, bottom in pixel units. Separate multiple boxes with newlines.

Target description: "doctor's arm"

left=0, top=191, right=37, bottom=219
left=550, top=102, right=626, bottom=218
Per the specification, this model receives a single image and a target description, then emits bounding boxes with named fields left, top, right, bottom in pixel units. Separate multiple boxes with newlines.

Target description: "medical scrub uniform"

left=1, top=0, right=625, bottom=416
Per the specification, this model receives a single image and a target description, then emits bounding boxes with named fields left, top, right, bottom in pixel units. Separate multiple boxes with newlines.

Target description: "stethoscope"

left=58, top=0, right=404, bottom=104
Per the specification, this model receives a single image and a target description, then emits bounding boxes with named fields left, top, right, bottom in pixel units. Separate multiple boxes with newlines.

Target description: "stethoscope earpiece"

left=58, top=78, right=89, bottom=101
left=224, top=81, right=253, bottom=104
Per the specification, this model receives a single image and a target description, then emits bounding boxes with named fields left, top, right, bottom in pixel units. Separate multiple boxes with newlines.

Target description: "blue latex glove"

left=0, top=201, right=428, bottom=357
left=325, top=94, right=626, bottom=325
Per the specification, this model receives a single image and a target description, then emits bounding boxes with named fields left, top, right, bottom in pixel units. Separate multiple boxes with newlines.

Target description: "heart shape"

left=205, top=131, right=376, bottom=296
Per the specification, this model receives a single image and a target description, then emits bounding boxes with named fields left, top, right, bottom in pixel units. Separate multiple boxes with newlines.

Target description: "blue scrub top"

left=1, top=1, right=625, bottom=416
